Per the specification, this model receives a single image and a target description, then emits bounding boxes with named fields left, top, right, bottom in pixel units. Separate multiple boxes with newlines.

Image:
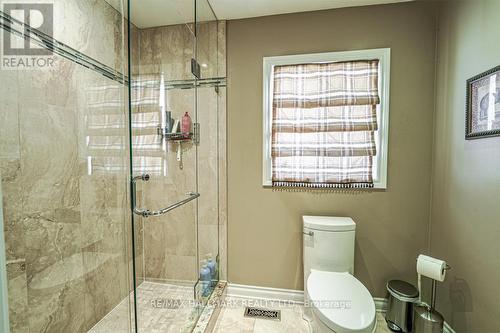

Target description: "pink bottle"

left=181, top=112, right=192, bottom=138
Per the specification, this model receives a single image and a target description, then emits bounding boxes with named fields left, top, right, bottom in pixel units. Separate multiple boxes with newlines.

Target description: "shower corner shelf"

left=162, top=131, right=193, bottom=141
left=157, top=123, right=200, bottom=145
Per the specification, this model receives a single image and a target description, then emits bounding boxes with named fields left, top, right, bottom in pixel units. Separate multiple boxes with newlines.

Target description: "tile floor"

left=212, top=297, right=393, bottom=333
left=89, top=281, right=200, bottom=333
left=89, top=287, right=393, bottom=333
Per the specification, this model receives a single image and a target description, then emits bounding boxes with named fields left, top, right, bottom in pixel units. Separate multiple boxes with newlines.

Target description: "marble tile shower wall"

left=129, top=22, right=145, bottom=287
left=0, top=1, right=139, bottom=332
left=134, top=20, right=227, bottom=283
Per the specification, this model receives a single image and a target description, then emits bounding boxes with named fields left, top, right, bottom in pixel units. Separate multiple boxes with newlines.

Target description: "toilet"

left=303, top=216, right=376, bottom=333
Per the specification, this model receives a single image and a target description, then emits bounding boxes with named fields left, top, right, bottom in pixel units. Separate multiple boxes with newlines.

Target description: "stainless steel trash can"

left=385, top=280, right=419, bottom=332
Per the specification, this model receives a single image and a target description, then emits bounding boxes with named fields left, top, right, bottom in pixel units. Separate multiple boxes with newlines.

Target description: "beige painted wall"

left=430, top=1, right=500, bottom=332
left=227, top=2, right=438, bottom=296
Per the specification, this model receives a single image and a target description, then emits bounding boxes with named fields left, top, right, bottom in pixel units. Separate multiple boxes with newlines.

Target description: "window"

left=263, top=49, right=390, bottom=189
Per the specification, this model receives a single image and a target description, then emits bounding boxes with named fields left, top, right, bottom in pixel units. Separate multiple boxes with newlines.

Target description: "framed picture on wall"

left=466, top=65, right=500, bottom=139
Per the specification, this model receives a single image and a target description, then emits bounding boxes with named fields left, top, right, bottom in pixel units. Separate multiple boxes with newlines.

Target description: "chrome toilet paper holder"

left=413, top=257, right=451, bottom=333
left=415, top=257, right=451, bottom=274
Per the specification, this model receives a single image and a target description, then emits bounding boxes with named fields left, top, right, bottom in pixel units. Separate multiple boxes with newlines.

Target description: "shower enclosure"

left=0, top=0, right=226, bottom=332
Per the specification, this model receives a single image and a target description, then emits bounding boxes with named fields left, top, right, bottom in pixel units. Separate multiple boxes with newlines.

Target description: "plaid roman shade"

left=271, top=60, right=380, bottom=188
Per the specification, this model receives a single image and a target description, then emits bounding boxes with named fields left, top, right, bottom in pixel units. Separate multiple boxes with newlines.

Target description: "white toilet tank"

left=303, top=216, right=356, bottom=281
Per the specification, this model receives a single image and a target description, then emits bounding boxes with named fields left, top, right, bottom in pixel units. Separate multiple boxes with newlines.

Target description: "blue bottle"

left=206, top=253, right=217, bottom=280
left=200, top=260, right=211, bottom=297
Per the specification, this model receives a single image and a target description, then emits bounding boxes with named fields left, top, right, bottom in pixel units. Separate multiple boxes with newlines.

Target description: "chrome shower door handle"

left=131, top=174, right=200, bottom=218
left=131, top=174, right=151, bottom=217
left=145, top=192, right=200, bottom=217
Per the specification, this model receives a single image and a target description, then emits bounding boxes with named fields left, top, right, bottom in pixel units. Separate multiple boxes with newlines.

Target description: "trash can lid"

left=387, top=280, right=419, bottom=299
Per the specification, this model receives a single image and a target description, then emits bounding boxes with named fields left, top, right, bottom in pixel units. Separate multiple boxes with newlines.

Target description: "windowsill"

left=262, top=181, right=387, bottom=190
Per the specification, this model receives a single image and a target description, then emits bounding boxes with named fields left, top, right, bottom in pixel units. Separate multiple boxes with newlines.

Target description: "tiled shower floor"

left=88, top=281, right=200, bottom=333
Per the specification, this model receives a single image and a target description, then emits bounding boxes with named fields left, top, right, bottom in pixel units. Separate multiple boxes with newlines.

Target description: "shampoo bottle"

left=181, top=112, right=192, bottom=138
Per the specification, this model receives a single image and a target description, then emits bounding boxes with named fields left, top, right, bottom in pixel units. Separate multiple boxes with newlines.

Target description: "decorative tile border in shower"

left=192, top=281, right=227, bottom=333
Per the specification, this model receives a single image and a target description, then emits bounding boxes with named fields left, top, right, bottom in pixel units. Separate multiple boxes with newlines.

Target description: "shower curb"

left=193, top=281, right=227, bottom=333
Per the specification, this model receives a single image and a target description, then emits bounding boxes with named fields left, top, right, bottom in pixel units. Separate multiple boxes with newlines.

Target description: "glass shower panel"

left=129, top=0, right=202, bottom=332
left=196, top=0, right=221, bottom=80
left=0, top=1, right=133, bottom=333
left=195, top=0, right=221, bottom=303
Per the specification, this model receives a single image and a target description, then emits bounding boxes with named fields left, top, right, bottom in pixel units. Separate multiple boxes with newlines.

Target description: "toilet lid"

left=307, top=271, right=376, bottom=333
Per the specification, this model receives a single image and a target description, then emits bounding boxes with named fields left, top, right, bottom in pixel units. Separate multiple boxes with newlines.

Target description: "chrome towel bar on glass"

left=131, top=174, right=200, bottom=218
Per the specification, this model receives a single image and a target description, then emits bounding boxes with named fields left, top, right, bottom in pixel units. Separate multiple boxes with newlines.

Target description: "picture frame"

left=465, top=65, right=500, bottom=139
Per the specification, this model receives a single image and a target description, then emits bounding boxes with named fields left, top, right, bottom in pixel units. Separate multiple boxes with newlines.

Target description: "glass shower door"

left=127, top=0, right=223, bottom=331
left=128, top=1, right=201, bottom=332
left=194, top=0, right=222, bottom=307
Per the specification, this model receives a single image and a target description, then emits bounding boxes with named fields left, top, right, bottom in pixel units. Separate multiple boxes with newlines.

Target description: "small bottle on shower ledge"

left=181, top=112, right=192, bottom=139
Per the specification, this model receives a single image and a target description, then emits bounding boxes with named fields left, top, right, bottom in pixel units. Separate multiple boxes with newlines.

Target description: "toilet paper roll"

left=417, top=254, right=447, bottom=282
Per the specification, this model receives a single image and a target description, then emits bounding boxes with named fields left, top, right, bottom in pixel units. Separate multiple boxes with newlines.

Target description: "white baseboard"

left=373, top=297, right=388, bottom=313
left=226, top=283, right=456, bottom=333
left=227, top=283, right=304, bottom=303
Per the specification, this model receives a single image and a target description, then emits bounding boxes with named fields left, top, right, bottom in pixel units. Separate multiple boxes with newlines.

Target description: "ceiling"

left=108, top=0, right=412, bottom=29
left=211, top=0, right=412, bottom=21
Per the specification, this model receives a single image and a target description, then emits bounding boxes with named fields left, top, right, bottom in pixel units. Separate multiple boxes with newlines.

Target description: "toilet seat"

left=307, top=270, right=376, bottom=333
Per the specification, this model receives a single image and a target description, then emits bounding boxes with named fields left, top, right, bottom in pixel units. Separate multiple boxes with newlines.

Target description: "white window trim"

left=262, top=48, right=391, bottom=189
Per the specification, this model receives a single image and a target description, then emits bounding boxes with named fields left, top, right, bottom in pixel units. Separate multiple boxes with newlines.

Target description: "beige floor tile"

left=213, top=297, right=393, bottom=333
left=213, top=298, right=256, bottom=333
left=213, top=297, right=307, bottom=333
left=375, top=312, right=393, bottom=333
left=253, top=305, right=309, bottom=333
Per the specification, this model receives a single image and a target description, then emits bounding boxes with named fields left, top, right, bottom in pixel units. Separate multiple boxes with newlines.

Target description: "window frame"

left=262, top=48, right=391, bottom=189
